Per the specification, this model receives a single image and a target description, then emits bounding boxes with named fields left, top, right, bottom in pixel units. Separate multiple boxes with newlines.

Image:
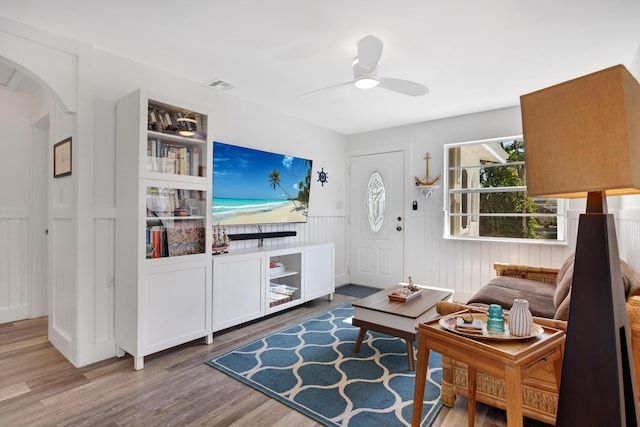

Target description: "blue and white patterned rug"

left=206, top=304, right=443, bottom=426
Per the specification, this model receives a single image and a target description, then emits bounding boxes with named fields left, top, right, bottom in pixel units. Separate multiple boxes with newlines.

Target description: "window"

left=367, top=171, right=386, bottom=232
left=444, top=136, right=565, bottom=241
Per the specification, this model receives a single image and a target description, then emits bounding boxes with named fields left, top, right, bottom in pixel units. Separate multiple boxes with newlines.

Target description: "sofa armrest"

left=494, top=262, right=559, bottom=285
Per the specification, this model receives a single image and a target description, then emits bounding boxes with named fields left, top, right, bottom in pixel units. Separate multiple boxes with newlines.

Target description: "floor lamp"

left=521, top=64, right=640, bottom=426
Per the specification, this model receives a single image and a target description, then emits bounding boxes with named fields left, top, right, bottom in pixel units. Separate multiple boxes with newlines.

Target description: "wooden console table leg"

left=467, top=365, right=477, bottom=427
left=411, top=332, right=430, bottom=427
left=354, top=327, right=367, bottom=353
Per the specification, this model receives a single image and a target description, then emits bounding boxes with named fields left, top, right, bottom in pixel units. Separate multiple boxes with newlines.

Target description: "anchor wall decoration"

left=414, top=152, right=441, bottom=198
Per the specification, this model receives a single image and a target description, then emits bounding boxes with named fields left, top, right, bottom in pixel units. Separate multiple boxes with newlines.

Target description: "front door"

left=349, top=151, right=404, bottom=287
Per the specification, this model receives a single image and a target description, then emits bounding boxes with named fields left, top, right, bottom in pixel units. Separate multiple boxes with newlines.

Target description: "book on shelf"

left=151, top=226, right=161, bottom=259
left=269, top=293, right=292, bottom=308
left=179, top=147, right=186, bottom=175
left=162, top=157, right=177, bottom=174
left=268, top=283, right=296, bottom=307
left=192, top=147, right=200, bottom=177
left=166, top=219, right=205, bottom=256
left=163, top=110, right=172, bottom=127
left=157, top=110, right=168, bottom=130
left=148, top=109, right=158, bottom=130
left=146, top=139, right=202, bottom=175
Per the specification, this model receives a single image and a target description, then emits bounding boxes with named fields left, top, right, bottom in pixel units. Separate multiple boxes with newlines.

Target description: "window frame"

left=443, top=135, right=567, bottom=244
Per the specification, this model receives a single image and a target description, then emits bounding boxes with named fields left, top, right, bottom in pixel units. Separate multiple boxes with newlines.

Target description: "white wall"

left=91, top=48, right=348, bottom=247
left=346, top=104, right=640, bottom=301
left=91, top=50, right=346, bottom=215
left=0, top=87, right=34, bottom=323
left=347, top=107, right=577, bottom=301
left=85, top=49, right=349, bottom=364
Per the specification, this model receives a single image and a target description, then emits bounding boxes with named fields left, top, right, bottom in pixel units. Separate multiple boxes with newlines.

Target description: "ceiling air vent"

left=205, top=79, right=235, bottom=91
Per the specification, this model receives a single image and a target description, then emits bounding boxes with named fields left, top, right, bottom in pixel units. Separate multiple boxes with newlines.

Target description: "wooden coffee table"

left=411, top=313, right=565, bottom=427
left=352, top=285, right=452, bottom=370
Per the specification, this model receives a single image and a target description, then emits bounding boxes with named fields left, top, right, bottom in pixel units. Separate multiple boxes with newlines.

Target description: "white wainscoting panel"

left=93, top=218, right=116, bottom=359
left=406, top=210, right=576, bottom=302
left=0, top=218, right=29, bottom=323
left=50, top=218, right=75, bottom=342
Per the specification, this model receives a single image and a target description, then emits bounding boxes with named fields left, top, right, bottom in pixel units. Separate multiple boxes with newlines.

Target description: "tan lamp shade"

left=521, top=64, right=640, bottom=198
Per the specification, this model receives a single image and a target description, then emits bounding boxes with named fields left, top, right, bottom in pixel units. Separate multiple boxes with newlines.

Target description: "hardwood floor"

left=0, top=294, right=548, bottom=426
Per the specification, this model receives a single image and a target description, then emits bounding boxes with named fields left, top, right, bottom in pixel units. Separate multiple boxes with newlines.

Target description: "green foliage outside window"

left=478, top=140, right=539, bottom=239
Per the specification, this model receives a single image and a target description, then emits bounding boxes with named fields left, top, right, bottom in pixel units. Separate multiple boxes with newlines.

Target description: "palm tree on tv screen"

left=297, top=160, right=312, bottom=204
left=268, top=169, right=299, bottom=208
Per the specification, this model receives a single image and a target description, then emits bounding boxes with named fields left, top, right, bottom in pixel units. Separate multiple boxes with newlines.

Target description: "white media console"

left=212, top=243, right=335, bottom=331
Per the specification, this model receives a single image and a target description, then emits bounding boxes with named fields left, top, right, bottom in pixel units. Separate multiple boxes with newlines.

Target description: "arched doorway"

left=0, top=18, right=83, bottom=366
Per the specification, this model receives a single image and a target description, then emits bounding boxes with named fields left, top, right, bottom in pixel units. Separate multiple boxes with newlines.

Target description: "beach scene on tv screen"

left=213, top=142, right=312, bottom=225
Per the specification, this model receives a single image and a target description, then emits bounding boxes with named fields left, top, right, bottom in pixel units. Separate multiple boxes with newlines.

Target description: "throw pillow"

left=553, top=253, right=574, bottom=316
left=553, top=255, right=640, bottom=320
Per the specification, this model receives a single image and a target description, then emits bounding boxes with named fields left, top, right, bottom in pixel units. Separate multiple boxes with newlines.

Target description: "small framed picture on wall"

left=53, top=137, right=72, bottom=178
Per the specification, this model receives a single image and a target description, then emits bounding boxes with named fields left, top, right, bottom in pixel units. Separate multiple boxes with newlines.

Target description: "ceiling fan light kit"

left=355, top=76, right=378, bottom=89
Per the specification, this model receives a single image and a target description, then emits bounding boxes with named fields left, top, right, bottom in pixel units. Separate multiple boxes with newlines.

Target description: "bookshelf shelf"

left=115, top=89, right=213, bottom=370
left=145, top=186, right=207, bottom=259
left=147, top=130, right=206, bottom=144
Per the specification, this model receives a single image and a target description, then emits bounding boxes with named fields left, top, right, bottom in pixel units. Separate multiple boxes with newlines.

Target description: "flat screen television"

left=212, top=141, right=313, bottom=225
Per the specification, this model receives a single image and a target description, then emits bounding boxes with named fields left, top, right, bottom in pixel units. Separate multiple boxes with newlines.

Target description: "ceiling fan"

left=303, top=35, right=429, bottom=97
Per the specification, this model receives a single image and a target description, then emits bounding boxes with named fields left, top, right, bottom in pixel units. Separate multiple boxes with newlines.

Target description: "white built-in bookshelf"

left=115, top=89, right=212, bottom=370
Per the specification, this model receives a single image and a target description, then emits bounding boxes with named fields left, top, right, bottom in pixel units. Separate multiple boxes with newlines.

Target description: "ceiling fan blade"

left=378, top=77, right=429, bottom=96
left=302, top=81, right=353, bottom=97
left=357, top=35, right=383, bottom=72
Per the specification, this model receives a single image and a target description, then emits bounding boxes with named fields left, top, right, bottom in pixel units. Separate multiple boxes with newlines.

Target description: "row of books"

left=146, top=188, right=204, bottom=217
left=146, top=220, right=206, bottom=258
left=147, top=225, right=168, bottom=258
left=268, top=283, right=298, bottom=308
left=147, top=139, right=201, bottom=176
left=147, top=106, right=206, bottom=140
left=147, top=188, right=180, bottom=216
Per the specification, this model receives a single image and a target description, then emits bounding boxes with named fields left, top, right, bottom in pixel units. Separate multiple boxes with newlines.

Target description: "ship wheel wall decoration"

left=317, top=167, right=328, bottom=186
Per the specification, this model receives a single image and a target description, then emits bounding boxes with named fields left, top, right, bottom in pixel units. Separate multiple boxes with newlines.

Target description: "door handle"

left=396, top=226, right=402, bottom=231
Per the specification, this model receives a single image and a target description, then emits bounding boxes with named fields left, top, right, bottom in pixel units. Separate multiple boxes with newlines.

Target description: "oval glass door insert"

left=367, top=171, right=386, bottom=232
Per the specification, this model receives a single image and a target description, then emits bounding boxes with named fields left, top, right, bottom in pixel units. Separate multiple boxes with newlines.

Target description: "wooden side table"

left=411, top=314, right=565, bottom=427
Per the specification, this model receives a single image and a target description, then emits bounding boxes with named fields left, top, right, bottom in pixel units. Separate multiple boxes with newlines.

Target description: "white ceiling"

left=2, top=1, right=640, bottom=135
